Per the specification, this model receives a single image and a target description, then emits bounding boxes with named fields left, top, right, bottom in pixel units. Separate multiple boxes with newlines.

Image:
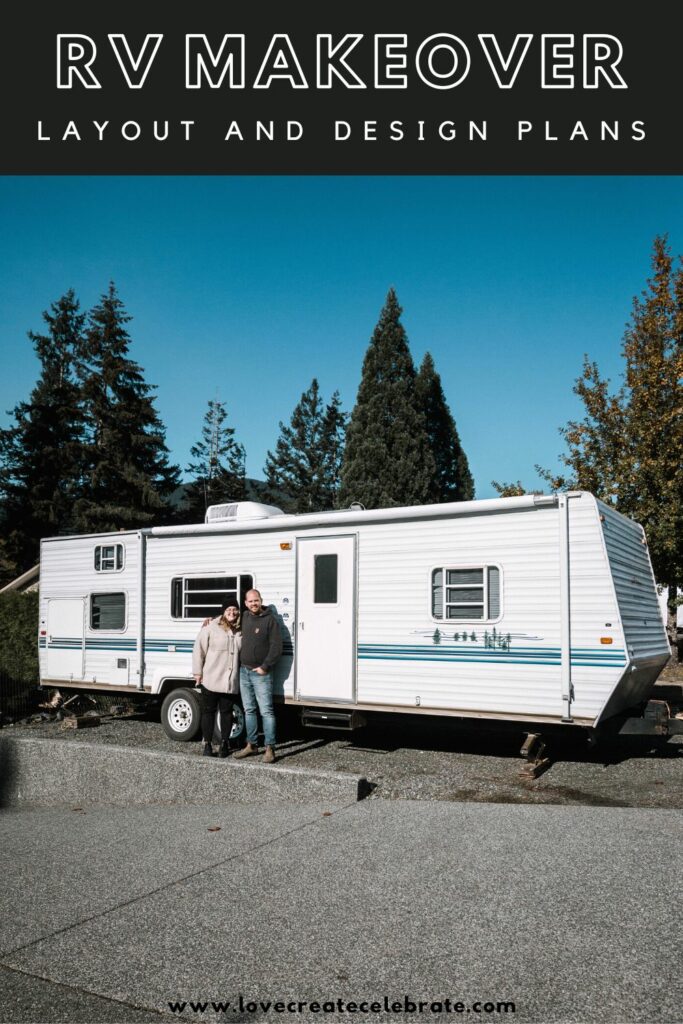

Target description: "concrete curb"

left=0, top=736, right=368, bottom=807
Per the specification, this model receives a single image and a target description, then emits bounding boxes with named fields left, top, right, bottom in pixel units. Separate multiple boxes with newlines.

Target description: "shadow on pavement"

left=277, top=705, right=683, bottom=770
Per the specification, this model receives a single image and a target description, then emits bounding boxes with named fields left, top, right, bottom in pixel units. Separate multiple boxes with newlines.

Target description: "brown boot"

left=233, top=742, right=258, bottom=759
left=263, top=746, right=276, bottom=764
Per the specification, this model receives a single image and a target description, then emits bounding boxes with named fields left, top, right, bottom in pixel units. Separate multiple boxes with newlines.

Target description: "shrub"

left=0, top=592, right=39, bottom=716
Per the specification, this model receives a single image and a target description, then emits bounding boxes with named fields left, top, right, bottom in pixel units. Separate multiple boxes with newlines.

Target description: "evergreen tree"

left=264, top=379, right=346, bottom=513
left=184, top=399, right=246, bottom=520
left=320, top=389, right=347, bottom=506
left=542, top=236, right=683, bottom=655
left=415, top=352, right=474, bottom=502
left=491, top=481, right=527, bottom=497
left=0, top=290, right=86, bottom=581
left=74, top=283, right=179, bottom=533
left=339, top=289, right=436, bottom=508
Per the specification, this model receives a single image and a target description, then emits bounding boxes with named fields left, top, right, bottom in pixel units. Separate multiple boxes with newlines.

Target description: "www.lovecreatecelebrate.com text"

left=36, top=118, right=646, bottom=143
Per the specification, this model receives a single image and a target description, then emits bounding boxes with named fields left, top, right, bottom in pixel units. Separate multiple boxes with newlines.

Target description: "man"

left=233, top=589, right=282, bottom=764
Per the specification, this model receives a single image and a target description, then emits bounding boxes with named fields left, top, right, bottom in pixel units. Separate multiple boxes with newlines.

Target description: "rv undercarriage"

left=36, top=686, right=682, bottom=762
left=613, top=699, right=683, bottom=738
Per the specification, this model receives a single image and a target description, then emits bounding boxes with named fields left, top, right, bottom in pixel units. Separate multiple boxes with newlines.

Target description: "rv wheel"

left=213, top=703, right=246, bottom=746
left=161, top=688, right=201, bottom=741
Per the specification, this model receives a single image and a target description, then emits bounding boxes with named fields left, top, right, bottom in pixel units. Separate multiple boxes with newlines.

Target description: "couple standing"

left=192, top=589, right=282, bottom=763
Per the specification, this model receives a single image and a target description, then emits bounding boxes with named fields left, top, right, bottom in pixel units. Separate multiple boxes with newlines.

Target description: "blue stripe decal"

left=42, top=638, right=618, bottom=668
left=357, top=643, right=625, bottom=668
left=358, top=644, right=624, bottom=654
left=44, top=637, right=295, bottom=656
left=358, top=651, right=624, bottom=660
left=360, top=659, right=622, bottom=667
left=358, top=644, right=625, bottom=654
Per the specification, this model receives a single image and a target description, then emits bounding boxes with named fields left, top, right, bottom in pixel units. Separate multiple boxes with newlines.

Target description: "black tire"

left=161, top=687, right=201, bottom=741
left=213, top=702, right=246, bottom=746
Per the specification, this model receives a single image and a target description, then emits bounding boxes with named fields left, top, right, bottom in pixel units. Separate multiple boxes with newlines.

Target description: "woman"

left=192, top=601, right=241, bottom=757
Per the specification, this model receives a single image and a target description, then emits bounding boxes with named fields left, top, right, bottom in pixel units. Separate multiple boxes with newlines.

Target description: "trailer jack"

left=519, top=732, right=552, bottom=778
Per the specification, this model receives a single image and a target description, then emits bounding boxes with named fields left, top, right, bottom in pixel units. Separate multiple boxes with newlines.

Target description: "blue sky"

left=0, top=176, right=680, bottom=500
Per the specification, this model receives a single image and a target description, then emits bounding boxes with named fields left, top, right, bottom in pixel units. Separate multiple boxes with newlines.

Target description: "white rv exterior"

left=38, top=491, right=669, bottom=734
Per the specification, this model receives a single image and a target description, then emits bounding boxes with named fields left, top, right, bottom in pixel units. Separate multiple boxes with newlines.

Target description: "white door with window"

left=295, top=535, right=356, bottom=701
left=46, top=599, right=85, bottom=680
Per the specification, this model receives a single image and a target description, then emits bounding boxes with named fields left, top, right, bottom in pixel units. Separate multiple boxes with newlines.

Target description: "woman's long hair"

left=219, top=606, right=241, bottom=633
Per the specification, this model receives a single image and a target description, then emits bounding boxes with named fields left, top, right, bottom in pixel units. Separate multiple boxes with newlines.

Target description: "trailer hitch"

left=617, top=699, right=683, bottom=738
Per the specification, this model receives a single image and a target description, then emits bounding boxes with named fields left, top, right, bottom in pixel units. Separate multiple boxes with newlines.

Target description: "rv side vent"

left=204, top=501, right=285, bottom=524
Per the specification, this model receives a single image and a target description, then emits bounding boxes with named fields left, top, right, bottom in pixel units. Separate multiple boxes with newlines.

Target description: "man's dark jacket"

left=240, top=607, right=282, bottom=672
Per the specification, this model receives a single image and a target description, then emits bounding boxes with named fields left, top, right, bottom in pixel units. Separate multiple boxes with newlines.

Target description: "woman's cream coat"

left=192, top=618, right=241, bottom=694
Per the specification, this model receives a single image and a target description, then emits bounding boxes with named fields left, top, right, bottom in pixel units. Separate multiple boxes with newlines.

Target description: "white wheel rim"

left=168, top=697, right=194, bottom=733
left=230, top=705, right=245, bottom=740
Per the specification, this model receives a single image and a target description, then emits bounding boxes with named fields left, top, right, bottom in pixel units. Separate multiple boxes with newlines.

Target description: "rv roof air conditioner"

left=204, top=502, right=285, bottom=524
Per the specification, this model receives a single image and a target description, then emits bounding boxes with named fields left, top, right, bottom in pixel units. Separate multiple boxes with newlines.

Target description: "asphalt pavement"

left=1, top=800, right=681, bottom=1024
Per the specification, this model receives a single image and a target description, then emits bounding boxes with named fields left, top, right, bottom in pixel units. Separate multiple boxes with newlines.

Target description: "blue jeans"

left=240, top=667, right=276, bottom=747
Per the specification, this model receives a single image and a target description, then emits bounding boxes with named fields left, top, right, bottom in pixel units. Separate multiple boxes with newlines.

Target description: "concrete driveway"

left=1, top=800, right=681, bottom=1023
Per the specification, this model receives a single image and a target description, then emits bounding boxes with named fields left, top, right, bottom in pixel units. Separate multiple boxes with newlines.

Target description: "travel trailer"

left=38, top=491, right=672, bottom=746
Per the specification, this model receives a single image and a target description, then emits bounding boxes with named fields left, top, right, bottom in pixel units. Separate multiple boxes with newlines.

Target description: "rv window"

left=171, top=574, right=254, bottom=619
left=94, top=544, right=124, bottom=572
left=90, top=593, right=126, bottom=630
left=314, top=554, right=338, bottom=604
left=432, top=566, right=501, bottom=621
left=487, top=566, right=501, bottom=618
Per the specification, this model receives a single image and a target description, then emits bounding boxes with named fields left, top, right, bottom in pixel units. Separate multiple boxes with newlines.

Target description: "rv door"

left=295, top=535, right=356, bottom=702
left=46, top=598, right=86, bottom=681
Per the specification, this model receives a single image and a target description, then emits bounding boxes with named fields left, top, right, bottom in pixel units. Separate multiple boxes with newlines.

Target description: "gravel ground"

left=5, top=678, right=683, bottom=808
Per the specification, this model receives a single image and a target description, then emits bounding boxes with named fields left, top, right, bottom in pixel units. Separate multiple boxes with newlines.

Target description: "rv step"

left=300, top=709, right=367, bottom=731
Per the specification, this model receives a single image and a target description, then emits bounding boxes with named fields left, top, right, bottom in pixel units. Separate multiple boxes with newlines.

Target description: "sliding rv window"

left=171, top=574, right=254, bottom=619
left=90, top=593, right=126, bottom=631
left=94, top=543, right=124, bottom=572
left=432, top=566, right=501, bottom=621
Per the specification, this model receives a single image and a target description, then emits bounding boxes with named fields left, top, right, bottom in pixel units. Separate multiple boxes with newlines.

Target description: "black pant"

left=199, top=686, right=234, bottom=744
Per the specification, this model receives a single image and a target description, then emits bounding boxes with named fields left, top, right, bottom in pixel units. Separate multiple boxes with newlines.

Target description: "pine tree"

left=184, top=399, right=246, bottom=520
left=320, top=389, right=347, bottom=507
left=0, top=290, right=86, bottom=581
left=264, top=379, right=346, bottom=513
left=415, top=352, right=474, bottom=502
left=543, top=236, right=683, bottom=655
left=339, top=289, right=436, bottom=508
left=74, top=283, right=179, bottom=533
left=491, top=481, right=528, bottom=497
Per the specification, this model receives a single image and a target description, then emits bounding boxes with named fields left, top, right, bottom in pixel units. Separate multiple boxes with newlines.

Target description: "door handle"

left=300, top=622, right=304, bottom=630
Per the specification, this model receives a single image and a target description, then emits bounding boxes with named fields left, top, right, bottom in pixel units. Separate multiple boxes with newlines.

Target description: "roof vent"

left=204, top=502, right=285, bottom=524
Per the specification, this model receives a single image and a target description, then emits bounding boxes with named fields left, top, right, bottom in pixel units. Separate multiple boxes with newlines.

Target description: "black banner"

left=2, top=1, right=679, bottom=174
